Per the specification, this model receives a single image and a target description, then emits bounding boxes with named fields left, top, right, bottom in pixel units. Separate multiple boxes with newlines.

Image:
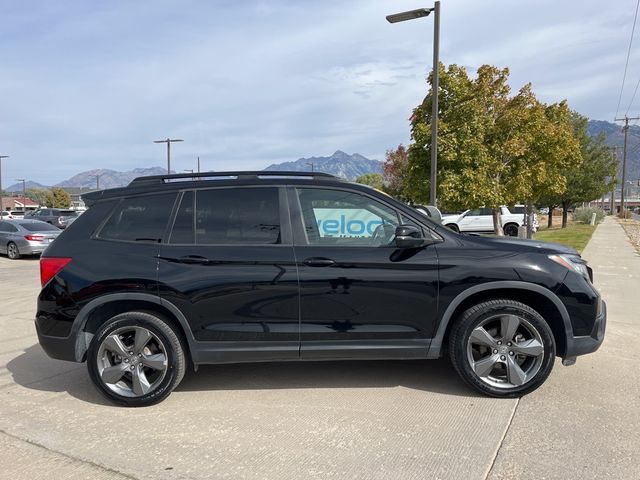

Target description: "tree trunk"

left=561, top=201, right=569, bottom=228
left=493, top=208, right=504, bottom=236
left=547, top=207, right=554, bottom=228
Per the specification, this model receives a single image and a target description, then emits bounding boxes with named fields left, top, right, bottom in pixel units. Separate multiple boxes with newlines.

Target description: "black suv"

left=36, top=171, right=606, bottom=406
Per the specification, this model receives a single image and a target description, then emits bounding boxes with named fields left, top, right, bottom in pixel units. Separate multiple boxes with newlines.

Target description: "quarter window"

left=99, top=193, right=177, bottom=242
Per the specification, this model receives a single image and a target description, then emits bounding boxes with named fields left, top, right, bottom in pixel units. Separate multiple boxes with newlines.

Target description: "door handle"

left=303, top=257, right=335, bottom=267
left=178, top=255, right=210, bottom=265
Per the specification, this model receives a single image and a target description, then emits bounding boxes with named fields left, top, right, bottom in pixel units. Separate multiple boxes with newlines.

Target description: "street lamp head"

left=386, top=8, right=432, bottom=23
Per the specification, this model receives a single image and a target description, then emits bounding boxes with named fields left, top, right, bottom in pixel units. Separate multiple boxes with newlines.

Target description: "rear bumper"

left=35, top=318, right=84, bottom=362
left=564, top=301, right=607, bottom=360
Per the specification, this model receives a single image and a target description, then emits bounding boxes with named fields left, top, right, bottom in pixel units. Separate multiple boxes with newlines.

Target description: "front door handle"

left=303, top=257, right=335, bottom=267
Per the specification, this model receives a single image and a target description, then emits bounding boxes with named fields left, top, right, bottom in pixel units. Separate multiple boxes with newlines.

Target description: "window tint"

left=99, top=193, right=176, bottom=242
left=170, top=191, right=195, bottom=244
left=193, top=188, right=280, bottom=245
left=296, top=188, right=399, bottom=246
left=21, top=222, right=59, bottom=232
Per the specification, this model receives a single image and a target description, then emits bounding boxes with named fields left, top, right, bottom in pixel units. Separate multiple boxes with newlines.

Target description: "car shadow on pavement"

left=176, top=358, right=479, bottom=397
left=6, top=344, right=479, bottom=405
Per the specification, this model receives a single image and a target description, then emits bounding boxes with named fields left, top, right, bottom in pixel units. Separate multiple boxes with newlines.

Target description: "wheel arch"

left=428, top=282, right=571, bottom=359
left=70, top=293, right=196, bottom=364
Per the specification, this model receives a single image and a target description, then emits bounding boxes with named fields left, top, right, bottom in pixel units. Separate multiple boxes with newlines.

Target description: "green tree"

left=407, top=63, right=580, bottom=234
left=43, top=187, right=72, bottom=208
left=355, top=173, right=384, bottom=190
left=540, top=113, right=617, bottom=228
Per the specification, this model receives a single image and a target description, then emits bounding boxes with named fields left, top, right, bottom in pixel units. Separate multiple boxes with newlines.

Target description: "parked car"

left=441, top=206, right=538, bottom=236
left=0, top=219, right=62, bottom=259
left=1, top=211, right=15, bottom=220
left=25, top=208, right=79, bottom=229
left=36, top=171, right=605, bottom=406
left=10, top=211, right=25, bottom=219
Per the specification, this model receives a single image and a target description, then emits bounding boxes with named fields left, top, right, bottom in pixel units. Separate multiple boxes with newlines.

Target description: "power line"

left=615, top=0, right=640, bottom=119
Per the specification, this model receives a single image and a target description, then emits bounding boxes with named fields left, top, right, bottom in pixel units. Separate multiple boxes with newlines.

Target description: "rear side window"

left=99, top=193, right=176, bottom=242
left=59, top=211, right=78, bottom=217
left=170, top=187, right=280, bottom=245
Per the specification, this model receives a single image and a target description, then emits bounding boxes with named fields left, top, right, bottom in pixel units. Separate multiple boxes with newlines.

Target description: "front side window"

left=170, top=187, right=281, bottom=245
left=99, top=193, right=176, bottom=242
left=296, top=188, right=400, bottom=246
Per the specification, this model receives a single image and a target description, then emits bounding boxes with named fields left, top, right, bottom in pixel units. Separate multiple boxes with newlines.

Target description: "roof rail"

left=129, top=170, right=341, bottom=187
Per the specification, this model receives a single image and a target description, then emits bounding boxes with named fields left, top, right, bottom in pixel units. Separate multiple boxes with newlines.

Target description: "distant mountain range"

left=9, top=124, right=634, bottom=193
left=5, top=151, right=383, bottom=191
left=265, top=150, right=383, bottom=180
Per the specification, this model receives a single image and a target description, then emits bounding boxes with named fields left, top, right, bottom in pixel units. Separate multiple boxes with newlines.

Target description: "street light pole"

left=306, top=162, right=314, bottom=172
left=387, top=2, right=441, bottom=207
left=0, top=155, right=8, bottom=212
left=153, top=138, right=184, bottom=174
left=16, top=179, right=26, bottom=207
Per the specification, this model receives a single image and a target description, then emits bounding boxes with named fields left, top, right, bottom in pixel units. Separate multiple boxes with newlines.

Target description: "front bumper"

left=564, top=301, right=607, bottom=361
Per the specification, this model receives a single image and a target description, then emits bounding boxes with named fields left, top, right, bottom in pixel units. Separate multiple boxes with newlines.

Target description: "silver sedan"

left=0, top=219, right=62, bottom=259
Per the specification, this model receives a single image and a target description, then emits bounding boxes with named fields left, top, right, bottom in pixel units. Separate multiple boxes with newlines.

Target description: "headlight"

left=548, top=254, right=590, bottom=280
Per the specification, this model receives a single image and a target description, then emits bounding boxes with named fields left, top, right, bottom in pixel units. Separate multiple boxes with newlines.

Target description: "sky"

left=0, top=0, right=638, bottom=185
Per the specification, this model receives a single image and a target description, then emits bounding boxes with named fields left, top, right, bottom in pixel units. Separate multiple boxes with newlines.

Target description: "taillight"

left=25, top=235, right=45, bottom=241
left=40, top=257, right=72, bottom=287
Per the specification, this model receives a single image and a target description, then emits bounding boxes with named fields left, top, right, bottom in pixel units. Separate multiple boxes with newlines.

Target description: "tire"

left=87, top=311, right=186, bottom=407
left=445, top=223, right=460, bottom=233
left=504, top=223, right=519, bottom=237
left=449, top=299, right=555, bottom=397
left=7, top=242, right=20, bottom=260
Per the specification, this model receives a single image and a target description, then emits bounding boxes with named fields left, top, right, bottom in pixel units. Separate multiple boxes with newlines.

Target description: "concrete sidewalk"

left=489, top=216, right=640, bottom=479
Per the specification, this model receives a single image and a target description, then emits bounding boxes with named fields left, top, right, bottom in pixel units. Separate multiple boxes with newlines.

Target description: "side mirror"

left=394, top=225, right=441, bottom=248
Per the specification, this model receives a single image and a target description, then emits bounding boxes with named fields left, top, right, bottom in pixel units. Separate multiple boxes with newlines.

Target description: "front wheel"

left=449, top=299, right=555, bottom=397
left=87, top=311, right=186, bottom=407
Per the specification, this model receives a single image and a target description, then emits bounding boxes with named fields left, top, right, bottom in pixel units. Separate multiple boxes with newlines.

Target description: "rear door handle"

left=178, top=255, right=210, bottom=264
left=303, top=257, right=335, bottom=267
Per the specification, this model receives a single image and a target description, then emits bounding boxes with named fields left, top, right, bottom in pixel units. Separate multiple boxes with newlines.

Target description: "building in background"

left=1, top=196, right=39, bottom=212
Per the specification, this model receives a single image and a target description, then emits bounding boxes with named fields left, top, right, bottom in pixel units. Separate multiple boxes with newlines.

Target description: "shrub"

left=574, top=207, right=606, bottom=224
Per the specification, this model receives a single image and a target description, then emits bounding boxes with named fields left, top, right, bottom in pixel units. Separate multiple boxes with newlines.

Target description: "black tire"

left=449, top=299, right=555, bottom=398
left=7, top=242, right=20, bottom=260
left=87, top=311, right=186, bottom=407
left=445, top=223, right=460, bottom=233
left=504, top=223, right=519, bottom=237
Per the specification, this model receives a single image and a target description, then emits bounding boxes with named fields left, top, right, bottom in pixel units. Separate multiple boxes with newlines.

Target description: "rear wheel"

left=449, top=299, right=555, bottom=397
left=7, top=242, right=20, bottom=260
left=87, top=311, right=186, bottom=407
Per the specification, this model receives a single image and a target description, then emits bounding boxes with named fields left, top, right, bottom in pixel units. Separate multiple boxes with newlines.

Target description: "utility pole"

left=0, top=155, right=8, bottom=213
left=197, top=156, right=201, bottom=173
left=153, top=138, right=184, bottom=174
left=614, top=116, right=640, bottom=216
left=610, top=146, right=618, bottom=215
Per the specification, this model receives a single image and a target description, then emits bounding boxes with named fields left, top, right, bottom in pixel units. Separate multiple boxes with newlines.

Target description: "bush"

left=574, top=207, right=606, bottom=224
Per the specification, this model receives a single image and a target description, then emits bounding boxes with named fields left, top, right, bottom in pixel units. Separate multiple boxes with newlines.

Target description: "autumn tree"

left=383, top=145, right=411, bottom=200
left=355, top=173, right=384, bottom=190
left=406, top=63, right=580, bottom=234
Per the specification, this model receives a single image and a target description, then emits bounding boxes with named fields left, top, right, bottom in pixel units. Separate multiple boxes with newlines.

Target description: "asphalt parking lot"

left=1, top=217, right=639, bottom=480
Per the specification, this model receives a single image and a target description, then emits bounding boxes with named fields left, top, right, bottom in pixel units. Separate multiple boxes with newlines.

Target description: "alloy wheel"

left=466, top=314, right=545, bottom=389
left=7, top=243, right=19, bottom=259
left=96, top=326, right=168, bottom=397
